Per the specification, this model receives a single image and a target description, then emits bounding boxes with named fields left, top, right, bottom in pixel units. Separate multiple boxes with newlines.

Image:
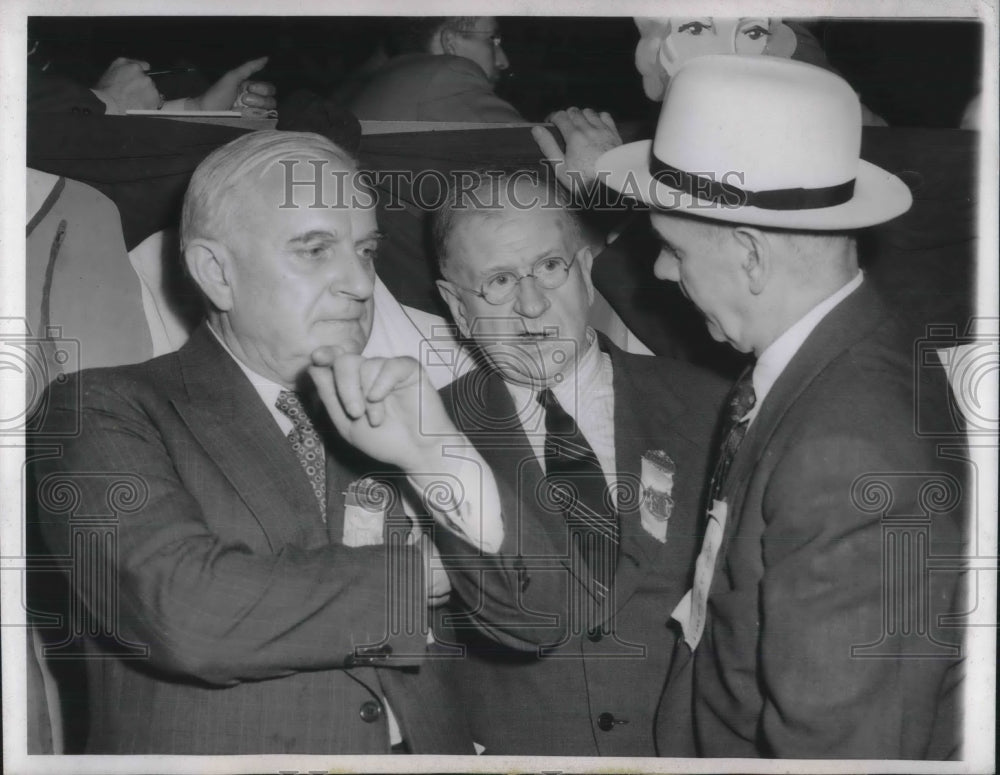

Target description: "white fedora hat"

left=598, top=54, right=912, bottom=230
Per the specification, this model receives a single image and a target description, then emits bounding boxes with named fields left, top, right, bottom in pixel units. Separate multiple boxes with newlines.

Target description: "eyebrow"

left=286, top=230, right=341, bottom=246
left=354, top=230, right=386, bottom=243
left=476, top=247, right=562, bottom=277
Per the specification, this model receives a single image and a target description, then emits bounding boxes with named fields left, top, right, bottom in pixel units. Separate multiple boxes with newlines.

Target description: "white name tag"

left=342, top=478, right=386, bottom=547
left=671, top=498, right=728, bottom=650
left=639, top=451, right=676, bottom=544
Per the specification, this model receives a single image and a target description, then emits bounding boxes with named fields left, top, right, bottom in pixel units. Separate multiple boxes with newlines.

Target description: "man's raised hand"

left=531, top=107, right=623, bottom=198
left=309, top=346, right=504, bottom=554
left=309, top=347, right=438, bottom=471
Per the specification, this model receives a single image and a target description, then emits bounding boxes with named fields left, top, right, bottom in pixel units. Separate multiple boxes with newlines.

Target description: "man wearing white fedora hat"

left=598, top=55, right=966, bottom=759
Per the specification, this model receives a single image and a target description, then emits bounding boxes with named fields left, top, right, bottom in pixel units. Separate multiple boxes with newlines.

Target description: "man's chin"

left=484, top=341, right=574, bottom=387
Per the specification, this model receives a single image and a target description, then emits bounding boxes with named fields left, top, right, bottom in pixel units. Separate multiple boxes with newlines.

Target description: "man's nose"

left=512, top=276, right=549, bottom=317
left=331, top=249, right=375, bottom=299
left=495, top=45, right=510, bottom=72
left=653, top=250, right=680, bottom=282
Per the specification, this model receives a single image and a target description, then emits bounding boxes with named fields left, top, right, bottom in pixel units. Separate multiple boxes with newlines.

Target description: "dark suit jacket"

left=29, top=323, right=472, bottom=754
left=434, top=337, right=727, bottom=756
left=28, top=68, right=108, bottom=115
left=346, top=54, right=523, bottom=123
left=656, top=282, right=967, bottom=759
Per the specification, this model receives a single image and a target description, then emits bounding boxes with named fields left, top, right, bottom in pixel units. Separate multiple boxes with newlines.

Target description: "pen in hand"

left=145, top=67, right=198, bottom=77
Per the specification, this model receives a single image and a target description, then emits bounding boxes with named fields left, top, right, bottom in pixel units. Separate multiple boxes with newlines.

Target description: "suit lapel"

left=474, top=366, right=549, bottom=498
left=607, top=342, right=689, bottom=611
left=720, top=282, right=890, bottom=540
left=456, top=367, right=567, bottom=558
left=171, top=324, right=327, bottom=552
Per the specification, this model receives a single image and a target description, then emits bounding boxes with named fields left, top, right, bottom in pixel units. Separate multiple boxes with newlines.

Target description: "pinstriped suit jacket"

left=29, top=323, right=472, bottom=754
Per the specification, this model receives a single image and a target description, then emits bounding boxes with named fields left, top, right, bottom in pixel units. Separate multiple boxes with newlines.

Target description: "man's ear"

left=576, top=245, right=596, bottom=305
left=732, top=227, right=769, bottom=295
left=435, top=27, right=457, bottom=56
left=436, top=278, right=471, bottom=339
left=184, top=238, right=235, bottom=312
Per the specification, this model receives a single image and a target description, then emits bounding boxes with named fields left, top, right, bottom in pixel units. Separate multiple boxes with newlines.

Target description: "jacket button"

left=586, top=627, right=603, bottom=643
left=597, top=712, right=616, bottom=731
left=359, top=700, right=382, bottom=723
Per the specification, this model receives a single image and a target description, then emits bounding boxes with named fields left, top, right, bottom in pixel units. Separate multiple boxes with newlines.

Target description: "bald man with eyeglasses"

left=428, top=172, right=728, bottom=756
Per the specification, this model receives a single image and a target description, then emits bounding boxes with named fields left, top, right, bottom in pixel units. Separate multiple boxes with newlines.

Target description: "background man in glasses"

left=430, top=172, right=727, bottom=755
left=344, top=16, right=522, bottom=123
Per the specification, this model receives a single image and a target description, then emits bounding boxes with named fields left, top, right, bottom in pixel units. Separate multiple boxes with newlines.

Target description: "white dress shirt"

left=747, top=272, right=864, bottom=426
left=504, top=329, right=619, bottom=506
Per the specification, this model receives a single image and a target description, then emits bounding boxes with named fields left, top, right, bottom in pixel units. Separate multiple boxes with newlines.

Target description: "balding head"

left=181, top=130, right=356, bottom=252
left=433, top=172, right=584, bottom=281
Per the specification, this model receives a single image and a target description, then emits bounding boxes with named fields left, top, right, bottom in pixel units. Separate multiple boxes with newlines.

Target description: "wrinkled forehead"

left=453, top=204, right=576, bottom=264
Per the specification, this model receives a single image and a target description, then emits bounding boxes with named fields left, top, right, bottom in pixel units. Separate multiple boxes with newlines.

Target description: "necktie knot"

left=275, top=390, right=314, bottom=432
left=729, top=370, right=757, bottom=425
left=711, top=368, right=757, bottom=501
left=536, top=387, right=558, bottom=413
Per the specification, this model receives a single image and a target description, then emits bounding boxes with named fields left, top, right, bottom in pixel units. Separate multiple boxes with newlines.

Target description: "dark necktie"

left=275, top=390, right=327, bottom=517
left=709, top=368, right=757, bottom=501
left=537, top=388, right=619, bottom=597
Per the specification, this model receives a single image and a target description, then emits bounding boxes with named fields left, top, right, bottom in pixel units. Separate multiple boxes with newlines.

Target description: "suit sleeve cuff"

left=408, top=451, right=504, bottom=554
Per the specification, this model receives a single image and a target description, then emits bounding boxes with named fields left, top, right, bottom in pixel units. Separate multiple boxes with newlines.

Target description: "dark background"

left=28, top=16, right=983, bottom=128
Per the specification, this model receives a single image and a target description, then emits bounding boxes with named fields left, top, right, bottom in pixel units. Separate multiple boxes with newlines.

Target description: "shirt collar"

left=750, top=271, right=864, bottom=420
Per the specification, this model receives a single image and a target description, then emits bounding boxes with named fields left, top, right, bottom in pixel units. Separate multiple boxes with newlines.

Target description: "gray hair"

left=180, top=130, right=356, bottom=251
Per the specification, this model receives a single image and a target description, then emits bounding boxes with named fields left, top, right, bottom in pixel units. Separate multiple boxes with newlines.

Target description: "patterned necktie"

left=537, top=388, right=619, bottom=594
left=709, top=368, right=757, bottom=501
left=275, top=390, right=327, bottom=517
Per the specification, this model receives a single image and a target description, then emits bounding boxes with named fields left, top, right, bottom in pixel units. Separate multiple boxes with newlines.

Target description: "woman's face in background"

left=634, top=17, right=777, bottom=101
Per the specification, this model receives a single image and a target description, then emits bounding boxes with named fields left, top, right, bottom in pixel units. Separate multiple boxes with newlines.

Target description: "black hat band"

left=649, top=153, right=856, bottom=211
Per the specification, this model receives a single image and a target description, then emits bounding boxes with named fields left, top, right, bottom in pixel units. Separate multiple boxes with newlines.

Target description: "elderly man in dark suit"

left=598, top=55, right=967, bottom=759
left=28, top=129, right=511, bottom=755
left=428, top=172, right=728, bottom=755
